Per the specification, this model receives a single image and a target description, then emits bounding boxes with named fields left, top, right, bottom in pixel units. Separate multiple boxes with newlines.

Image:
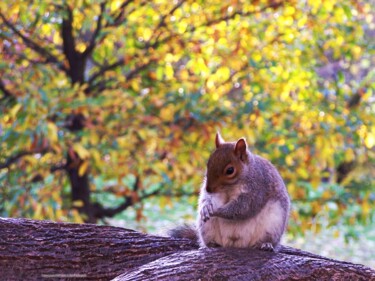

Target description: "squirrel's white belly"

left=199, top=200, right=285, bottom=248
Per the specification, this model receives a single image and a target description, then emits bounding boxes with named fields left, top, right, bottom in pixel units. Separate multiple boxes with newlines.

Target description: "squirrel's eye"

left=225, top=166, right=235, bottom=175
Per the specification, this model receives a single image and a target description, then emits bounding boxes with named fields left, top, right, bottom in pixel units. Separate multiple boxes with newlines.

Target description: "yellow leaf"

left=216, top=66, right=230, bottom=80
left=322, top=190, right=331, bottom=200
left=312, top=201, right=320, bottom=214
left=72, top=200, right=84, bottom=208
left=46, top=206, right=55, bottom=219
left=33, top=204, right=43, bottom=220
left=78, top=160, right=89, bottom=176
left=91, top=149, right=101, bottom=166
left=76, top=42, right=87, bottom=53
left=252, top=51, right=262, bottom=62
left=71, top=208, right=84, bottom=223
left=362, top=201, right=370, bottom=216
left=131, top=80, right=140, bottom=92
left=56, top=209, right=64, bottom=220
left=110, top=0, right=122, bottom=12
left=47, top=122, right=58, bottom=143
left=284, top=6, right=296, bottom=15
left=41, top=24, right=51, bottom=35
left=159, top=196, right=172, bottom=209
left=364, top=133, right=374, bottom=149
left=73, top=143, right=90, bottom=159
left=160, top=104, right=174, bottom=122
left=344, top=149, right=355, bottom=162
left=90, top=132, right=99, bottom=145
left=165, top=64, right=174, bottom=80
left=287, top=183, right=296, bottom=194
left=0, top=1, right=7, bottom=10
left=142, top=28, right=152, bottom=41
left=177, top=21, right=188, bottom=33
left=10, top=104, right=22, bottom=117
left=179, top=69, right=189, bottom=80
left=311, top=177, right=320, bottom=189
left=285, top=155, right=294, bottom=166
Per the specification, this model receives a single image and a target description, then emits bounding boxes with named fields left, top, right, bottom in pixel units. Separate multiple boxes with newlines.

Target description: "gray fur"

left=198, top=135, right=290, bottom=250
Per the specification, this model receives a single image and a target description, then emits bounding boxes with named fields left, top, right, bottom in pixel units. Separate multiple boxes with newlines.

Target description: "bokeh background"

left=1, top=0, right=374, bottom=267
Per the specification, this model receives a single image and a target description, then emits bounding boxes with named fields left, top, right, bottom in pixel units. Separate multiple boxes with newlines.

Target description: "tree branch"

left=83, top=1, right=283, bottom=92
left=50, top=163, right=67, bottom=173
left=0, top=148, right=50, bottom=170
left=61, top=6, right=76, bottom=63
left=82, top=2, right=107, bottom=58
left=111, top=0, right=136, bottom=26
left=1, top=218, right=374, bottom=280
left=149, top=2, right=284, bottom=50
left=87, top=59, right=156, bottom=91
left=144, top=0, right=186, bottom=49
left=157, top=0, right=186, bottom=30
left=197, top=3, right=283, bottom=30
left=93, top=179, right=162, bottom=219
left=83, top=0, right=147, bottom=61
left=87, top=1, right=184, bottom=89
left=0, top=13, right=68, bottom=74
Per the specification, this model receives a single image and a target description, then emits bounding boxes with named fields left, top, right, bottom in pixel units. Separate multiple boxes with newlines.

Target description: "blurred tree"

left=0, top=0, right=374, bottom=236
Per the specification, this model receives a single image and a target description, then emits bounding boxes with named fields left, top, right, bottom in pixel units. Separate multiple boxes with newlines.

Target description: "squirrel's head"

left=205, top=132, right=250, bottom=193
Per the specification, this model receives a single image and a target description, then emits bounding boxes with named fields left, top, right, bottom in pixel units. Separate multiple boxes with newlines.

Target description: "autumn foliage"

left=0, top=1, right=374, bottom=237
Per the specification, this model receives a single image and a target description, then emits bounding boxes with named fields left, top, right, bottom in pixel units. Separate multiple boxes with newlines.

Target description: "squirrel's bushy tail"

left=168, top=224, right=199, bottom=244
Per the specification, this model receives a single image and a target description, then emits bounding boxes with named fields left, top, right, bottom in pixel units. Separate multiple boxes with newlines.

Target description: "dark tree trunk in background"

left=66, top=152, right=94, bottom=222
left=1, top=218, right=374, bottom=281
left=61, top=5, right=95, bottom=222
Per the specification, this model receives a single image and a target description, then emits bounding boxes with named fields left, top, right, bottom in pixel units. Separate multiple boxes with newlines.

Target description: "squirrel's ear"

left=215, top=132, right=225, bottom=148
left=234, top=138, right=247, bottom=158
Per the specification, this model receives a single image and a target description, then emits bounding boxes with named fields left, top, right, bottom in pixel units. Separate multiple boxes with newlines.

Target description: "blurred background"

left=0, top=0, right=374, bottom=267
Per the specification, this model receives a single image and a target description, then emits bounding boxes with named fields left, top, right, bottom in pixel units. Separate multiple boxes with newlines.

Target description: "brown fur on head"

left=206, top=132, right=250, bottom=193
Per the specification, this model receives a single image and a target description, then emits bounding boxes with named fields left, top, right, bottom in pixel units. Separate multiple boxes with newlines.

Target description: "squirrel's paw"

left=201, top=202, right=214, bottom=222
left=258, top=242, right=274, bottom=252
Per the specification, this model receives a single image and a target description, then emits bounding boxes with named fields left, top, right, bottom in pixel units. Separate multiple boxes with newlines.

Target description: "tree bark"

left=0, top=218, right=374, bottom=281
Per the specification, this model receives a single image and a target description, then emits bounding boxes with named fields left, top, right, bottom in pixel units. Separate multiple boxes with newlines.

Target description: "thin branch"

left=85, top=78, right=119, bottom=94
left=87, top=0, right=183, bottom=88
left=84, top=0, right=146, bottom=57
left=50, top=163, right=67, bottom=173
left=0, top=13, right=68, bottom=74
left=149, top=2, right=283, bottom=50
left=86, top=1, right=283, bottom=92
left=3, top=46, right=62, bottom=68
left=87, top=59, right=155, bottom=90
left=145, top=0, right=186, bottom=49
left=111, top=0, right=136, bottom=25
left=82, top=1, right=107, bottom=58
left=157, top=0, right=186, bottom=30
left=0, top=148, right=50, bottom=170
left=87, top=60, right=124, bottom=85
left=94, top=184, right=162, bottom=219
left=196, top=3, right=283, bottom=31
left=125, top=59, right=156, bottom=80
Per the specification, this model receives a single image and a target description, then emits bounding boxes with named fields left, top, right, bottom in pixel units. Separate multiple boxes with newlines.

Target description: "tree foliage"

left=0, top=0, right=374, bottom=237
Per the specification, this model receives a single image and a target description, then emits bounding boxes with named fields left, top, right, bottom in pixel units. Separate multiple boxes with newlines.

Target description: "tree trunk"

left=0, top=218, right=374, bottom=281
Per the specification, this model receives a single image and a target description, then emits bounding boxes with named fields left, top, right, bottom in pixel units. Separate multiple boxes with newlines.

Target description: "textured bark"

left=0, top=218, right=196, bottom=280
left=0, top=218, right=374, bottom=281
left=117, top=248, right=375, bottom=281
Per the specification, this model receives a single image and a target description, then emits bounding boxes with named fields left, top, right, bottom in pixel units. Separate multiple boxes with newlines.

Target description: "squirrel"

left=169, top=132, right=290, bottom=251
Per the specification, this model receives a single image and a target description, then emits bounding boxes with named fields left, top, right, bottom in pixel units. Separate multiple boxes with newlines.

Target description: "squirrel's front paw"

left=201, top=201, right=214, bottom=222
left=258, top=242, right=274, bottom=252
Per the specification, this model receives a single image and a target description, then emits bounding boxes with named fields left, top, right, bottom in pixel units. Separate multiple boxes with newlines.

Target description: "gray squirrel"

left=170, top=132, right=290, bottom=251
